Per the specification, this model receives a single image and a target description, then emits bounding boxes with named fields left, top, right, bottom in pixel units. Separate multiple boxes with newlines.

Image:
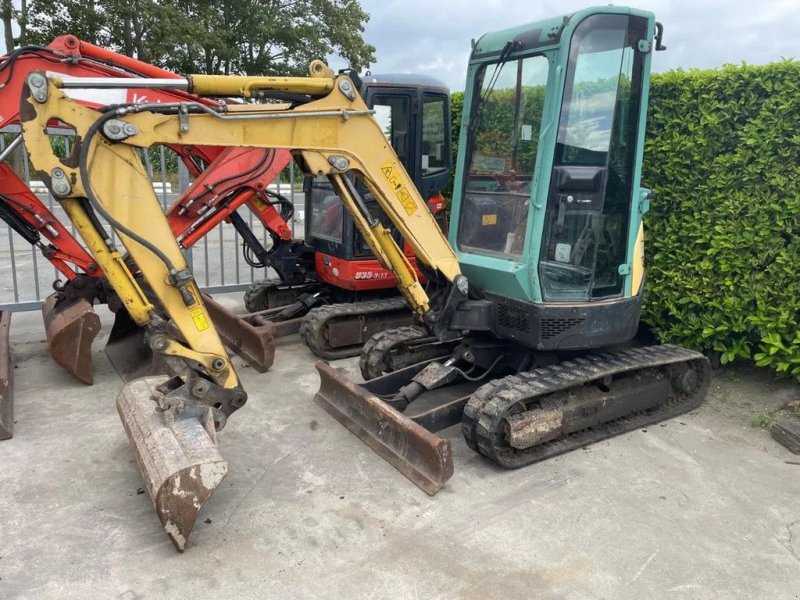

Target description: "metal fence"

left=0, top=128, right=304, bottom=311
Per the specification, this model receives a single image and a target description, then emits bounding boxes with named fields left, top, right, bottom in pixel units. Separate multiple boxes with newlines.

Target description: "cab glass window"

left=421, top=94, right=447, bottom=174
left=457, top=54, right=549, bottom=258
left=308, top=176, right=344, bottom=243
left=539, top=14, right=647, bottom=301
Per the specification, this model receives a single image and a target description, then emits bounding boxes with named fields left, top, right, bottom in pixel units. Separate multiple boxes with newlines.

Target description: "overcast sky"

left=328, top=0, right=798, bottom=91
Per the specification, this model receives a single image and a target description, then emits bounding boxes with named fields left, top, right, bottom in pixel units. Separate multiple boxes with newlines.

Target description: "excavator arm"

left=19, top=61, right=461, bottom=550
left=21, top=74, right=239, bottom=389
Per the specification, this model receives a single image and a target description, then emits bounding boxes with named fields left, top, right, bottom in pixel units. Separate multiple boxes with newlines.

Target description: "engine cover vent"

left=540, top=317, right=584, bottom=340
left=497, top=304, right=531, bottom=333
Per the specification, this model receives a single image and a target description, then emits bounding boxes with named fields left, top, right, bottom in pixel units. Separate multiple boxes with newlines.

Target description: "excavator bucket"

left=0, top=311, right=13, bottom=440
left=117, top=376, right=227, bottom=551
left=314, top=361, right=454, bottom=495
left=42, top=294, right=102, bottom=384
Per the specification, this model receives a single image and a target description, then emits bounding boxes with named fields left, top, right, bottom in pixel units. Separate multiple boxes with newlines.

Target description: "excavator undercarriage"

left=317, top=342, right=710, bottom=493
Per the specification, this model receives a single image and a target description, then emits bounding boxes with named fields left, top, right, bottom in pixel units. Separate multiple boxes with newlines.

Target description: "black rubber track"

left=300, top=297, right=412, bottom=360
left=359, top=325, right=431, bottom=380
left=462, top=344, right=711, bottom=469
left=243, top=279, right=282, bottom=313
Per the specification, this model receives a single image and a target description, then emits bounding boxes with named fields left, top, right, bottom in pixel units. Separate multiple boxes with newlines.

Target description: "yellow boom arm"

left=20, top=61, right=462, bottom=393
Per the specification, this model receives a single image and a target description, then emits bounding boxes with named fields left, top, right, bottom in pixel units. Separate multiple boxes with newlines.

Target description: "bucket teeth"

left=117, top=376, right=227, bottom=551
left=314, top=361, right=453, bottom=495
left=0, top=311, right=13, bottom=440
left=42, top=294, right=101, bottom=384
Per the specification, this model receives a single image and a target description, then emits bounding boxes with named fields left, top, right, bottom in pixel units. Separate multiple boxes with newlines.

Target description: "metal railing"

left=0, top=129, right=304, bottom=311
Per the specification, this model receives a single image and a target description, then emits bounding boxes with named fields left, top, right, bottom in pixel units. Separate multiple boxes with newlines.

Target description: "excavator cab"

left=305, top=75, right=450, bottom=293
left=453, top=10, right=652, bottom=333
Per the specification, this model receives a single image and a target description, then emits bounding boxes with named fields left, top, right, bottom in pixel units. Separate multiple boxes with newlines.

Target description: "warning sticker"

left=249, top=195, right=268, bottom=211
left=482, top=214, right=498, bottom=226
left=191, top=307, right=210, bottom=332
left=396, top=188, right=417, bottom=216
left=381, top=160, right=417, bottom=216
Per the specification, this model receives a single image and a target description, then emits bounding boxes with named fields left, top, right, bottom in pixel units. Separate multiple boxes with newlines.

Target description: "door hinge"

left=639, top=189, right=653, bottom=215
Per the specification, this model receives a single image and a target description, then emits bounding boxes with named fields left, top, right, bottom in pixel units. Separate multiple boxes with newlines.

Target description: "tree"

left=2, top=0, right=27, bottom=50
left=18, top=0, right=375, bottom=75
left=2, top=0, right=14, bottom=52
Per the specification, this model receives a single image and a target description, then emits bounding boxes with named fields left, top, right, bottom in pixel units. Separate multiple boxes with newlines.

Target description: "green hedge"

left=448, top=61, right=800, bottom=378
left=643, top=61, right=800, bottom=377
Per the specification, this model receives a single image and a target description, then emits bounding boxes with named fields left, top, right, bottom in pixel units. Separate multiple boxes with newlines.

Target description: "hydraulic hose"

left=78, top=108, right=183, bottom=277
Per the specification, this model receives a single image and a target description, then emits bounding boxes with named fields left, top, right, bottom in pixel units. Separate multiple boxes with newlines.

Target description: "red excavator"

left=0, top=39, right=451, bottom=368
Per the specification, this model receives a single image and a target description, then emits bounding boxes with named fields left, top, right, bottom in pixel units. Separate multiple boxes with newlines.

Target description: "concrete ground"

left=2, top=297, right=800, bottom=599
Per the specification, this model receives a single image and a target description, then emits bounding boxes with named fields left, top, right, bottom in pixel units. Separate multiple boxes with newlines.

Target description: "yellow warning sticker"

left=381, top=162, right=402, bottom=189
left=381, top=160, right=417, bottom=216
left=249, top=195, right=268, bottom=211
left=482, top=214, right=498, bottom=226
left=191, top=307, right=210, bottom=332
left=396, top=188, right=417, bottom=216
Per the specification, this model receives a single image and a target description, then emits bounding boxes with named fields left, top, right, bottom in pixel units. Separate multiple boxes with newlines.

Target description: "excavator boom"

left=19, top=60, right=461, bottom=550
left=27, top=62, right=463, bottom=318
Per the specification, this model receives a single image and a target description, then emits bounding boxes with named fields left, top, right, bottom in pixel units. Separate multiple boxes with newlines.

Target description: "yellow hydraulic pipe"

left=187, top=74, right=335, bottom=98
left=187, top=60, right=335, bottom=98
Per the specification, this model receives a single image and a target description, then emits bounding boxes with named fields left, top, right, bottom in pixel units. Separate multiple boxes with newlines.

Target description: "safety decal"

left=381, top=160, right=417, bottom=216
left=190, top=306, right=210, bottom=332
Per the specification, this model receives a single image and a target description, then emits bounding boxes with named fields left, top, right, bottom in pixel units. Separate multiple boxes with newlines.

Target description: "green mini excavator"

left=316, top=6, right=711, bottom=493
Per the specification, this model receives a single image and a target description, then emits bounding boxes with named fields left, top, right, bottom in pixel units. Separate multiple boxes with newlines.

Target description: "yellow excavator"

left=19, top=57, right=458, bottom=550
left=20, top=5, right=709, bottom=551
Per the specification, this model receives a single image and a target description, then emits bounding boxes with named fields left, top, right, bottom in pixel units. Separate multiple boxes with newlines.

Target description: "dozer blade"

left=0, top=311, right=13, bottom=440
left=42, top=294, right=101, bottom=384
left=202, top=294, right=276, bottom=372
left=117, top=376, right=227, bottom=551
left=314, top=361, right=453, bottom=495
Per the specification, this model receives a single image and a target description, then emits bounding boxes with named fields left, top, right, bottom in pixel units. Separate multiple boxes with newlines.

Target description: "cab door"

left=538, top=13, right=650, bottom=301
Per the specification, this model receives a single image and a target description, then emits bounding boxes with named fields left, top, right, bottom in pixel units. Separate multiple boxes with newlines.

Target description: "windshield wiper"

left=467, top=40, right=519, bottom=136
